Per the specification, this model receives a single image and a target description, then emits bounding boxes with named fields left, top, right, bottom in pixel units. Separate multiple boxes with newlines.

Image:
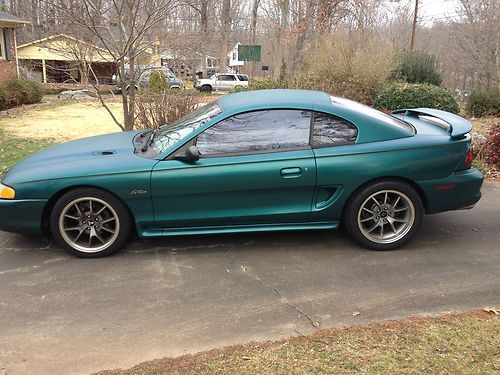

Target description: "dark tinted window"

left=197, top=109, right=311, bottom=155
left=312, top=112, right=357, bottom=147
left=237, top=75, right=249, bottom=81
left=218, top=75, right=236, bottom=81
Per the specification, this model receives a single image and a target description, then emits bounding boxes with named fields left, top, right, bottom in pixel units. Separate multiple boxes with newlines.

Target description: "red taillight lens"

left=465, top=147, right=474, bottom=168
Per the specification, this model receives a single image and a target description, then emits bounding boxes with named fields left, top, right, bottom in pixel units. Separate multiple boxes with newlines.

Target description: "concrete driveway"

left=1, top=183, right=499, bottom=375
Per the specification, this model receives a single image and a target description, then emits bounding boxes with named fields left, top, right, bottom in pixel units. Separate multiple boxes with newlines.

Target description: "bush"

left=134, top=92, right=204, bottom=129
left=486, top=124, right=500, bottom=166
left=148, top=71, right=167, bottom=93
left=250, top=79, right=291, bottom=90
left=390, top=50, right=442, bottom=86
left=2, top=78, right=43, bottom=107
left=466, top=89, right=500, bottom=117
left=374, top=82, right=459, bottom=113
left=297, top=37, right=392, bottom=105
left=0, top=87, right=9, bottom=111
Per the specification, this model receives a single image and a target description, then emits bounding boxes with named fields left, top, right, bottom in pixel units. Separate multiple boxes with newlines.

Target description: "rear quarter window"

left=312, top=112, right=358, bottom=147
left=330, top=96, right=415, bottom=134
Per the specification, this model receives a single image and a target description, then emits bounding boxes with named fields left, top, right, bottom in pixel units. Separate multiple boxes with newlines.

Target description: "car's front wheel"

left=344, top=181, right=423, bottom=250
left=50, top=188, right=131, bottom=258
left=200, top=85, right=212, bottom=93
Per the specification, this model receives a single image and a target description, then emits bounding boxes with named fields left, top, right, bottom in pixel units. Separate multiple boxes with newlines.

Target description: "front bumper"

left=0, top=199, right=47, bottom=235
left=417, top=168, right=484, bottom=214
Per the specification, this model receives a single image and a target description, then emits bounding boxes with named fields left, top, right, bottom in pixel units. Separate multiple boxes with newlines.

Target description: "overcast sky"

left=418, top=0, right=461, bottom=20
left=386, top=0, right=463, bottom=24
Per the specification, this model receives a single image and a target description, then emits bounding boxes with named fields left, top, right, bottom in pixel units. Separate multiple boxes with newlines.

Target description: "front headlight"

left=0, top=182, right=15, bottom=199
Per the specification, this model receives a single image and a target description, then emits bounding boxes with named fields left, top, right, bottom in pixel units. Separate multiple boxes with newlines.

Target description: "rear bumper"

left=417, top=168, right=484, bottom=214
left=0, top=199, right=47, bottom=235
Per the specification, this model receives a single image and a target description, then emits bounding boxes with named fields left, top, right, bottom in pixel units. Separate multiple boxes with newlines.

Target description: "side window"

left=218, top=74, right=235, bottom=81
left=196, top=109, right=311, bottom=156
left=0, top=29, right=3, bottom=59
left=312, top=112, right=357, bottom=147
left=237, top=75, right=249, bottom=81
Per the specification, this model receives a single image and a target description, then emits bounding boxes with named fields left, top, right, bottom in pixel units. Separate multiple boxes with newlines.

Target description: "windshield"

left=151, top=103, right=222, bottom=154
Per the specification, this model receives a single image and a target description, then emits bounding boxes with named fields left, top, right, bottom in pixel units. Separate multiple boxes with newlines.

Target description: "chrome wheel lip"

left=59, top=197, right=120, bottom=253
left=357, top=190, right=415, bottom=244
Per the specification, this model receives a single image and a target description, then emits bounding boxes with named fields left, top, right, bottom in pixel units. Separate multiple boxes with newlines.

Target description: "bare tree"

left=39, top=0, right=178, bottom=131
left=219, top=0, right=231, bottom=72
left=450, top=0, right=499, bottom=90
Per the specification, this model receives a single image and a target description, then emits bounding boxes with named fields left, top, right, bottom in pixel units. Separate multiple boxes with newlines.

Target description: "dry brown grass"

left=0, top=100, right=122, bottom=142
left=95, top=310, right=500, bottom=375
left=471, top=116, right=500, bottom=181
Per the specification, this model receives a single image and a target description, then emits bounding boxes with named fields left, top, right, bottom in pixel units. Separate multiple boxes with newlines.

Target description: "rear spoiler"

left=392, top=108, right=472, bottom=138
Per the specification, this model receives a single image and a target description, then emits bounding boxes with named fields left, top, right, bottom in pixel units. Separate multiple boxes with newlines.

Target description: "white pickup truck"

left=194, top=73, right=249, bottom=93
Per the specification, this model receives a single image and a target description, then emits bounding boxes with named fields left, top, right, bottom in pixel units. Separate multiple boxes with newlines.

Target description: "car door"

left=215, top=74, right=236, bottom=92
left=309, top=111, right=359, bottom=221
left=151, top=109, right=317, bottom=228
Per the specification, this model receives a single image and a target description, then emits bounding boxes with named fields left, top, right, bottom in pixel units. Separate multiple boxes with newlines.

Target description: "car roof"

left=218, top=89, right=331, bottom=111
left=216, top=89, right=414, bottom=143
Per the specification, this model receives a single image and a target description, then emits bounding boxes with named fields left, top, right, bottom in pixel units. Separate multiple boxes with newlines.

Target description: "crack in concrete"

left=0, top=257, right=66, bottom=276
left=0, top=233, right=14, bottom=249
left=239, top=263, right=320, bottom=329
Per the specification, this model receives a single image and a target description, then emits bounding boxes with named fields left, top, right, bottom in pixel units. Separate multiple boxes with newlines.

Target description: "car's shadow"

left=0, top=212, right=469, bottom=260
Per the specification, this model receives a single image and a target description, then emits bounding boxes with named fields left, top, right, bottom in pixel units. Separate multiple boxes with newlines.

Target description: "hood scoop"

left=92, top=150, right=116, bottom=156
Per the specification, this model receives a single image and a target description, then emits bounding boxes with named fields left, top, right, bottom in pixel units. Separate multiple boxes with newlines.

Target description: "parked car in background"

left=194, top=73, right=249, bottom=93
left=0, top=89, right=483, bottom=258
left=112, top=66, right=183, bottom=92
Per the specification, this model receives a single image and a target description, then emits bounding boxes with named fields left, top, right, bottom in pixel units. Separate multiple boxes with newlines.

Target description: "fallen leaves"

left=482, top=307, right=500, bottom=315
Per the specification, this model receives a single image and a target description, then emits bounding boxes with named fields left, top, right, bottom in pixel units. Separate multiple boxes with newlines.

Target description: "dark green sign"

left=238, top=45, right=261, bottom=62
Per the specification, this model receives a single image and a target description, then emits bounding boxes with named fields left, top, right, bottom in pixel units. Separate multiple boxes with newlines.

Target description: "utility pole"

left=410, top=0, right=419, bottom=50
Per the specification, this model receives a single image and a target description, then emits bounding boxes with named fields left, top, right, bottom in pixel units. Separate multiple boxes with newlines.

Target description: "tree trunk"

left=125, top=52, right=136, bottom=131
left=220, top=0, right=231, bottom=73
left=249, top=0, right=260, bottom=77
left=275, top=0, right=289, bottom=79
left=201, top=0, right=209, bottom=77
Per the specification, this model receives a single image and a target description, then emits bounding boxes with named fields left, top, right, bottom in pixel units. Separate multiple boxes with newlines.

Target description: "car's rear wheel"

left=344, top=181, right=423, bottom=250
left=50, top=188, right=131, bottom=258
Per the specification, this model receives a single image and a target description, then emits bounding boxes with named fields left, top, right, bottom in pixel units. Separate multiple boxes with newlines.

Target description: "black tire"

left=344, top=180, right=423, bottom=251
left=50, top=188, right=132, bottom=258
left=125, top=85, right=139, bottom=94
left=200, top=85, right=212, bottom=93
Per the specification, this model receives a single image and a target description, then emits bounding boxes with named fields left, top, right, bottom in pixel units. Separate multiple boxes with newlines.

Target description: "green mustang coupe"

left=0, top=89, right=483, bottom=257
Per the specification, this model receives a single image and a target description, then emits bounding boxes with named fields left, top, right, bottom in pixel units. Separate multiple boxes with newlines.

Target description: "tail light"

left=464, top=146, right=474, bottom=168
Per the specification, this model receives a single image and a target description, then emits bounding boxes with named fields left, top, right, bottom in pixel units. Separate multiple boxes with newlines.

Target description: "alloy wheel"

left=357, top=190, right=415, bottom=244
left=58, top=197, right=120, bottom=253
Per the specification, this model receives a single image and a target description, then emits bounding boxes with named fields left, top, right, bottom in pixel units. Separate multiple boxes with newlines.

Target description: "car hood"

left=197, top=78, right=214, bottom=84
left=3, top=131, right=157, bottom=184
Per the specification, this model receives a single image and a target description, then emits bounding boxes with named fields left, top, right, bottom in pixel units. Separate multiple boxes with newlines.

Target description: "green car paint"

left=0, top=89, right=483, bottom=238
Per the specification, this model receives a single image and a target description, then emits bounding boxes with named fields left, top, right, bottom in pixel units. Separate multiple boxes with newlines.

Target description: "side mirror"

left=176, top=145, right=200, bottom=162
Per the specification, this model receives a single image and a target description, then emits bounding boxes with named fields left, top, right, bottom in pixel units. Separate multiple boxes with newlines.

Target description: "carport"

left=16, top=34, right=115, bottom=84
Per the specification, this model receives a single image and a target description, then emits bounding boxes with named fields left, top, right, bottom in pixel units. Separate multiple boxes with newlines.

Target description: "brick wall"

left=0, top=28, right=18, bottom=83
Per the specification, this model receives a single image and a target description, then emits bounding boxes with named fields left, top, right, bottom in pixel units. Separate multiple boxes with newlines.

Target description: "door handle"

left=280, top=167, right=302, bottom=178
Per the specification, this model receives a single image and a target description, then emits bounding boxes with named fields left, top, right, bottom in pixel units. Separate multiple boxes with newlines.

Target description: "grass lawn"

left=0, top=100, right=123, bottom=176
left=0, top=100, right=122, bottom=142
left=97, top=311, right=499, bottom=375
left=0, top=128, right=55, bottom=175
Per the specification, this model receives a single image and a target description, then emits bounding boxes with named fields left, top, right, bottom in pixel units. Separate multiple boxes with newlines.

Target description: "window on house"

left=0, top=29, right=4, bottom=59
left=0, top=28, right=11, bottom=61
left=196, top=109, right=312, bottom=156
left=312, top=112, right=358, bottom=147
